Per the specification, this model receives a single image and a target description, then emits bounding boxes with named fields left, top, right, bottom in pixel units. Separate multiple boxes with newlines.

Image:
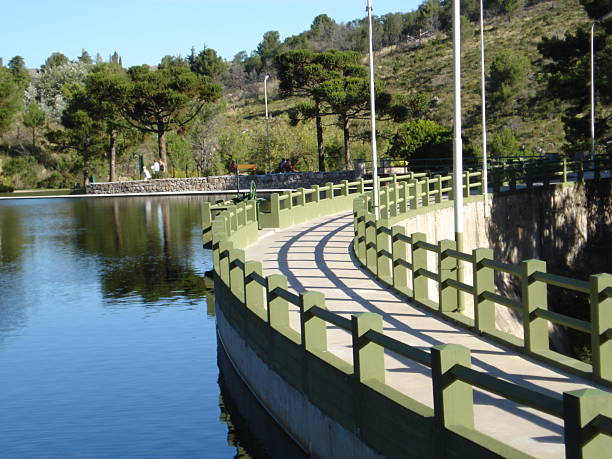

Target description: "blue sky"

left=1, top=0, right=422, bottom=69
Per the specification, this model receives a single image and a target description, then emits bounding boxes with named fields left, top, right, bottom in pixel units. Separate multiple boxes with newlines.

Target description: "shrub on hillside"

left=388, top=119, right=453, bottom=169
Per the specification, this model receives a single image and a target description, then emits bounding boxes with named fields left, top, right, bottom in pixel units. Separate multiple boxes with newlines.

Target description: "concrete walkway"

left=246, top=211, right=611, bottom=458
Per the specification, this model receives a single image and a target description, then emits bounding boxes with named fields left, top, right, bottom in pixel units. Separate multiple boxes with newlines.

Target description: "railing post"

left=284, top=190, right=293, bottom=210
left=409, top=179, right=419, bottom=209
left=562, top=158, right=568, bottom=183
left=297, top=187, right=306, bottom=206
left=227, top=205, right=238, bottom=232
left=473, top=248, right=495, bottom=334
left=422, top=177, right=430, bottom=207
left=521, top=259, right=549, bottom=354
left=376, top=222, right=391, bottom=283
left=202, top=202, right=212, bottom=246
left=381, top=186, right=389, bottom=219
left=358, top=178, right=365, bottom=194
left=365, top=215, right=377, bottom=275
left=266, top=274, right=290, bottom=332
left=355, top=199, right=367, bottom=263
left=590, top=273, right=612, bottom=382
left=399, top=181, right=409, bottom=213
left=341, top=179, right=349, bottom=196
left=300, top=291, right=328, bottom=354
left=463, top=171, right=470, bottom=198
left=229, top=248, right=245, bottom=302
left=326, top=182, right=334, bottom=200
left=392, top=226, right=409, bottom=294
left=431, top=344, right=474, bottom=429
left=563, top=389, right=612, bottom=459
left=312, top=184, right=320, bottom=203
left=438, top=239, right=458, bottom=313
left=434, top=174, right=443, bottom=203
left=219, top=240, right=234, bottom=285
left=390, top=182, right=399, bottom=218
left=270, top=193, right=281, bottom=227
left=352, top=313, right=385, bottom=384
left=244, top=260, right=266, bottom=320
left=411, top=232, right=429, bottom=303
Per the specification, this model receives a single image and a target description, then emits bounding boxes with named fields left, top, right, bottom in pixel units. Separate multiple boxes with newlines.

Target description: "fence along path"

left=245, top=211, right=611, bottom=459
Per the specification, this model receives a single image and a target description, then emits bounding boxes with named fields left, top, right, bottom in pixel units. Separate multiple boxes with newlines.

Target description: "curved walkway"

left=246, top=211, right=611, bottom=458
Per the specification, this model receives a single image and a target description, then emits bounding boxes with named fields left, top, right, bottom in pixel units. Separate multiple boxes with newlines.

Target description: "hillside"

left=236, top=0, right=592, bottom=167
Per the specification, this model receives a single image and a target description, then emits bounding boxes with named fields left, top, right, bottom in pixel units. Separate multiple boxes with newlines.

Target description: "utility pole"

left=367, top=0, right=380, bottom=219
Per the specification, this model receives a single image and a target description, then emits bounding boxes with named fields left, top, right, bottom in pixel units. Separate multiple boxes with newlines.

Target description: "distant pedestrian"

left=228, top=160, right=237, bottom=174
left=143, top=166, right=152, bottom=180
left=153, top=160, right=160, bottom=174
left=158, top=158, right=165, bottom=173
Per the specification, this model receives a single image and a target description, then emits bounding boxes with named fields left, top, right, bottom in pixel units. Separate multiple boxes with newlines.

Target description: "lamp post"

left=479, top=0, right=488, bottom=208
left=367, top=0, right=380, bottom=219
left=452, top=0, right=463, bottom=240
left=590, top=11, right=612, bottom=160
left=264, top=74, right=271, bottom=173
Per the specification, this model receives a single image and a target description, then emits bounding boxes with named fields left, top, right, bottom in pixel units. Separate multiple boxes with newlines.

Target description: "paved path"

left=246, top=211, right=611, bottom=458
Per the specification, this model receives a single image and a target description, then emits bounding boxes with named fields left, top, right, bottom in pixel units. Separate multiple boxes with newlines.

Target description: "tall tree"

left=256, top=31, right=282, bottom=74
left=22, top=102, right=45, bottom=149
left=0, top=67, right=21, bottom=135
left=43, top=52, right=70, bottom=70
left=8, top=56, right=30, bottom=90
left=118, top=65, right=221, bottom=170
left=276, top=49, right=364, bottom=170
left=188, top=46, right=227, bottom=82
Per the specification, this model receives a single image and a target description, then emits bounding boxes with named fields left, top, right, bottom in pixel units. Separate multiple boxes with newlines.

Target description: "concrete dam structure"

left=206, top=160, right=612, bottom=458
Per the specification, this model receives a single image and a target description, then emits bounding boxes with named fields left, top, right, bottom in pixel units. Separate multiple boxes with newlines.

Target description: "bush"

left=1, top=156, right=38, bottom=189
left=489, top=50, right=530, bottom=109
left=490, top=127, right=520, bottom=157
left=388, top=119, right=453, bottom=168
left=0, top=183, right=14, bottom=193
left=37, top=171, right=69, bottom=189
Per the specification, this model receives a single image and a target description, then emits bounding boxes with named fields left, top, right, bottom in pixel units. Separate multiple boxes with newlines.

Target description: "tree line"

left=0, top=0, right=608, bottom=190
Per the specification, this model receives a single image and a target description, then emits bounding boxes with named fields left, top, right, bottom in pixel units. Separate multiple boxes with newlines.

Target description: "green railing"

left=211, top=208, right=612, bottom=458
left=207, top=157, right=612, bottom=457
left=352, top=163, right=612, bottom=386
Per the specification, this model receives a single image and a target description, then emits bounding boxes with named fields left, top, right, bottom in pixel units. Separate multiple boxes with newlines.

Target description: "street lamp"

left=367, top=0, right=380, bottom=219
left=590, top=11, right=612, bottom=160
left=479, top=0, right=488, bottom=208
left=452, top=0, right=463, bottom=241
left=264, top=74, right=271, bottom=173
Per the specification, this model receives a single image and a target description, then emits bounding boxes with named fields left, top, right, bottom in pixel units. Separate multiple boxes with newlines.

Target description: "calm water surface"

left=0, top=196, right=247, bottom=458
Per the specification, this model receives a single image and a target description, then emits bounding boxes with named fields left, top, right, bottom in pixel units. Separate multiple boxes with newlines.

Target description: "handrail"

left=481, top=258, right=521, bottom=276
left=310, top=306, right=352, bottom=331
left=450, top=365, right=564, bottom=418
left=364, top=329, right=431, bottom=367
left=532, top=271, right=590, bottom=294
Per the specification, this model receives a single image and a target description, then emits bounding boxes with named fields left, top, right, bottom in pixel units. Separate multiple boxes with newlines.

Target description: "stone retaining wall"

left=86, top=168, right=364, bottom=195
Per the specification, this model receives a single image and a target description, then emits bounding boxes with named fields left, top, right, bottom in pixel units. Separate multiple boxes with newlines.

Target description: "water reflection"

left=68, top=197, right=210, bottom=303
left=0, top=196, right=250, bottom=458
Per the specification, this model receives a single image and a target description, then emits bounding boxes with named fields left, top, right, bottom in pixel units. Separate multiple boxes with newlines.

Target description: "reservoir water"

left=0, top=196, right=250, bottom=458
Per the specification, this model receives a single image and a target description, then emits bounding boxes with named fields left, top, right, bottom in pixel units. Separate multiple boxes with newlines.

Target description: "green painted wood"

left=376, top=221, right=391, bottom=282
left=229, top=248, right=245, bottom=302
left=438, top=239, right=458, bottom=313
left=352, top=313, right=385, bottom=384
left=244, top=260, right=266, bottom=320
left=411, top=232, right=429, bottom=303
left=431, top=344, right=475, bottom=430
left=473, top=248, right=496, bottom=334
left=266, top=274, right=290, bottom=335
left=563, top=389, right=612, bottom=459
left=300, top=291, right=327, bottom=354
left=591, top=274, right=612, bottom=383
left=392, top=225, right=409, bottom=293
left=522, top=259, right=549, bottom=354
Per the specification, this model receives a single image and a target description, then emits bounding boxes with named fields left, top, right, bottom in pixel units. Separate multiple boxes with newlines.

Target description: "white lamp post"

left=367, top=0, right=380, bottom=219
left=452, top=0, right=463, bottom=239
left=479, top=0, right=488, bottom=207
left=590, top=11, right=612, bottom=160
left=264, top=74, right=271, bottom=173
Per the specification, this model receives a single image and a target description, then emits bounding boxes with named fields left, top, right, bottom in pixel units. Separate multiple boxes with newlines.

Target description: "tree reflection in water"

left=71, top=196, right=211, bottom=303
